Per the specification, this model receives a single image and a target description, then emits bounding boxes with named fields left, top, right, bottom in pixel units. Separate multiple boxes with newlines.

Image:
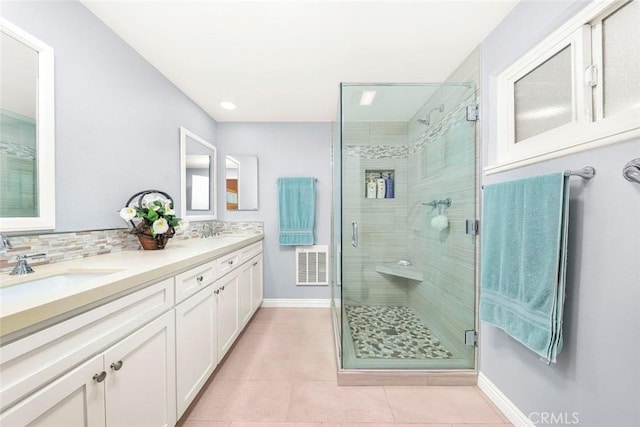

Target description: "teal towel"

left=278, top=177, right=316, bottom=245
left=480, top=173, right=569, bottom=363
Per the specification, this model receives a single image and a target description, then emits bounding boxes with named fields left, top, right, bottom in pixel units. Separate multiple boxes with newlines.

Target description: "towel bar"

left=563, top=166, right=596, bottom=179
left=481, top=167, right=596, bottom=189
left=622, top=159, right=640, bottom=184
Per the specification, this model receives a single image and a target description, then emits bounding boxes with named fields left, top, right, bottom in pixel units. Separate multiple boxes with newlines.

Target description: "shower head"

left=417, top=104, right=445, bottom=126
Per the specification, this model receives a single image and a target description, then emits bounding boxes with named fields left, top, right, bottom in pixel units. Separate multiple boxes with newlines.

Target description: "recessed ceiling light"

left=359, top=91, right=376, bottom=106
left=220, top=101, right=237, bottom=110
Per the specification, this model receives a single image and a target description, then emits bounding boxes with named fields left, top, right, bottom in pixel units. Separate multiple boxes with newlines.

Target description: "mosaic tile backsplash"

left=0, top=221, right=263, bottom=273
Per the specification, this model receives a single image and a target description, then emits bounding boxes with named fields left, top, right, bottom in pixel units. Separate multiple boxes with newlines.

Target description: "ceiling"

left=81, top=0, right=518, bottom=123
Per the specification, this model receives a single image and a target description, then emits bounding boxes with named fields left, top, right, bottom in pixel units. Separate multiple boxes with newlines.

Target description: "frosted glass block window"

left=514, top=46, right=573, bottom=142
left=602, top=0, right=640, bottom=117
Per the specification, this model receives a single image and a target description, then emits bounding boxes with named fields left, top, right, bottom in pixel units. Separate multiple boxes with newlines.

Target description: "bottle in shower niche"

left=376, top=173, right=386, bottom=198
left=366, top=174, right=377, bottom=199
left=384, top=172, right=394, bottom=198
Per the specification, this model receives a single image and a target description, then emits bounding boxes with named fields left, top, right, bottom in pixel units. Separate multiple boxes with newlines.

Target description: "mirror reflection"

left=180, top=127, right=217, bottom=221
left=0, top=21, right=55, bottom=232
left=185, top=153, right=211, bottom=211
left=225, top=155, right=258, bottom=211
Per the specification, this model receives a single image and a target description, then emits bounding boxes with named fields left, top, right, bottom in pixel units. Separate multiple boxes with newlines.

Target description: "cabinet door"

left=175, top=286, right=217, bottom=418
left=216, top=273, right=239, bottom=361
left=251, top=254, right=264, bottom=312
left=238, top=261, right=253, bottom=328
left=104, top=311, right=176, bottom=427
left=0, top=355, right=105, bottom=427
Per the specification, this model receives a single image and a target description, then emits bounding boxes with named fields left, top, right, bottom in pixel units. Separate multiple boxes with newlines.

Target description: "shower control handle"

left=351, top=222, right=358, bottom=248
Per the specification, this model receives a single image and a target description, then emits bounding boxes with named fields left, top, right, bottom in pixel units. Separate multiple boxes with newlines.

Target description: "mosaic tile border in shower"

left=410, top=100, right=472, bottom=155
left=0, top=140, right=36, bottom=161
left=0, top=220, right=263, bottom=273
left=344, top=144, right=408, bottom=159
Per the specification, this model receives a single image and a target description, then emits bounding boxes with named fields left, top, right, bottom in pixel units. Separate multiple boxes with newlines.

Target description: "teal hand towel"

left=480, top=173, right=569, bottom=363
left=278, top=177, right=316, bottom=245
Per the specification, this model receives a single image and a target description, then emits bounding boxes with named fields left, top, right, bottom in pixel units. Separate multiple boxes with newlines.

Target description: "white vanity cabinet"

left=174, top=239, right=263, bottom=417
left=174, top=285, right=217, bottom=418
left=212, top=240, right=263, bottom=361
left=215, top=271, right=240, bottom=361
left=103, top=311, right=176, bottom=427
left=250, top=254, right=264, bottom=311
left=0, top=306, right=176, bottom=427
left=0, top=237, right=263, bottom=427
left=0, top=355, right=106, bottom=427
left=238, top=260, right=254, bottom=328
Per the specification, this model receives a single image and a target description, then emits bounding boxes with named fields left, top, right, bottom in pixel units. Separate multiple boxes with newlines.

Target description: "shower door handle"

left=351, top=222, right=358, bottom=248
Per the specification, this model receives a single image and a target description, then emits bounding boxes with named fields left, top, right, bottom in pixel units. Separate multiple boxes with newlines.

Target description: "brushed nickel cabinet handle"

left=93, top=371, right=107, bottom=383
left=196, top=275, right=204, bottom=283
left=110, top=360, right=123, bottom=371
left=214, top=289, right=220, bottom=294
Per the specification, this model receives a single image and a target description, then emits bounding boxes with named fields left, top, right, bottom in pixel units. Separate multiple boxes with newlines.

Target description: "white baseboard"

left=478, top=372, right=533, bottom=427
left=261, top=298, right=331, bottom=308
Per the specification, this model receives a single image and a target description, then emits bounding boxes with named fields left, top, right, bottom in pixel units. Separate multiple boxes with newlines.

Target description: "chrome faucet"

left=200, top=223, right=212, bottom=238
left=10, top=253, right=47, bottom=275
left=212, top=221, right=223, bottom=236
left=0, top=234, right=12, bottom=250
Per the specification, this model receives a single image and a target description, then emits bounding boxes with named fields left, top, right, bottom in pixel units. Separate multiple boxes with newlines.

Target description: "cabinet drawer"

left=174, top=261, right=216, bottom=304
left=238, top=241, right=263, bottom=265
left=0, top=278, right=174, bottom=412
left=216, top=251, right=240, bottom=278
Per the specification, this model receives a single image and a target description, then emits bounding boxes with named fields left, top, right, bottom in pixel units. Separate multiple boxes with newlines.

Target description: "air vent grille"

left=296, top=245, right=329, bottom=285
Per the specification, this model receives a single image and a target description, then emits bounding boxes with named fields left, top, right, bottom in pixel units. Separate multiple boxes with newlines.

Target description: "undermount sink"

left=0, top=270, right=121, bottom=303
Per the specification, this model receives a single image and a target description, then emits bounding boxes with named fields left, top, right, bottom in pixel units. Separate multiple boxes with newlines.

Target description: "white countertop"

left=0, top=234, right=263, bottom=341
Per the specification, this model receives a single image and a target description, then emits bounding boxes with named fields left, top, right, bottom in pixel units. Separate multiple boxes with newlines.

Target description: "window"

left=598, top=0, right=640, bottom=118
left=490, top=1, right=640, bottom=173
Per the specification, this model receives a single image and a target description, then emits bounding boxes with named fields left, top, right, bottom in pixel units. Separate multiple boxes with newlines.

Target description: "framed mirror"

left=0, top=18, right=55, bottom=232
left=225, top=155, right=258, bottom=211
left=180, top=127, right=217, bottom=221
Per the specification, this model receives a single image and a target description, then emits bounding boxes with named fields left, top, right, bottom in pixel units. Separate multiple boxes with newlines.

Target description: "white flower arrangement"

left=119, top=193, right=189, bottom=238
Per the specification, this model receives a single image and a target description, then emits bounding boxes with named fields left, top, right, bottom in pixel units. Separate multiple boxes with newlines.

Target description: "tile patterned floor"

left=179, top=307, right=512, bottom=427
left=345, top=305, right=453, bottom=360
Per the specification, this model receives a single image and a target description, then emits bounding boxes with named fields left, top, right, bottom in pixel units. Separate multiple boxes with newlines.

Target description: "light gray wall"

left=1, top=1, right=217, bottom=232
left=480, top=1, right=640, bottom=426
left=216, top=123, right=332, bottom=300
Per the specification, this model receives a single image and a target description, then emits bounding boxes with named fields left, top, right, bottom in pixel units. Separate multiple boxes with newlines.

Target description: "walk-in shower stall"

left=332, top=82, right=478, bottom=372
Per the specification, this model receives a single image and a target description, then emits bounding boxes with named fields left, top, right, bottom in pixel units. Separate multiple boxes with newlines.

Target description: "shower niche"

left=364, top=169, right=395, bottom=199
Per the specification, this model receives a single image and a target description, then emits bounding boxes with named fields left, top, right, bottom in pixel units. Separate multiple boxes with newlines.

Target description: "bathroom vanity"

left=0, top=234, right=263, bottom=426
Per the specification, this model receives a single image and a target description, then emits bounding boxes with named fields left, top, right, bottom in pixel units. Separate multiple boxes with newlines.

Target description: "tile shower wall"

left=341, top=122, right=409, bottom=305
left=406, top=50, right=479, bottom=362
left=0, top=221, right=263, bottom=273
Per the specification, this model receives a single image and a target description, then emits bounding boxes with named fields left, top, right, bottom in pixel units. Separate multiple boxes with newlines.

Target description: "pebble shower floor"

left=345, top=305, right=454, bottom=359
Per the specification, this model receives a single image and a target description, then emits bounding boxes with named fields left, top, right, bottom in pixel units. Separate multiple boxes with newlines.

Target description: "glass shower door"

left=338, top=83, right=477, bottom=370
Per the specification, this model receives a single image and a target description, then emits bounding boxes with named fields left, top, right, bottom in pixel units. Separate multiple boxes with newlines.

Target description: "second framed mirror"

left=225, top=155, right=258, bottom=211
